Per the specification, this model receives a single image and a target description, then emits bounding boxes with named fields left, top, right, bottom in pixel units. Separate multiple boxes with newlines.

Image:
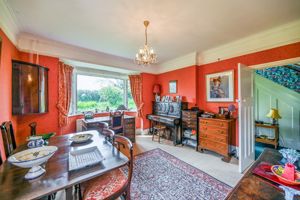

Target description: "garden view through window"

left=76, top=74, right=136, bottom=112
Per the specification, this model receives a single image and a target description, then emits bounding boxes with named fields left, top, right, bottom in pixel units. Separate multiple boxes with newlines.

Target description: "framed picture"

left=206, top=70, right=234, bottom=102
left=169, top=80, right=177, bottom=94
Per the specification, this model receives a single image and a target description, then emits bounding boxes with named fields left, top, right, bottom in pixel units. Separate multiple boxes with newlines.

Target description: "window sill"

left=68, top=110, right=137, bottom=117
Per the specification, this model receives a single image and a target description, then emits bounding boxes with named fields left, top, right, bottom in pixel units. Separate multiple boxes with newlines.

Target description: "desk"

left=226, top=148, right=300, bottom=200
left=0, top=131, right=128, bottom=200
left=82, top=116, right=136, bottom=143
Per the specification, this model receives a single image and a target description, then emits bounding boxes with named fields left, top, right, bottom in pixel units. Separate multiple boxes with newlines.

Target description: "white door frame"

left=238, top=63, right=255, bottom=173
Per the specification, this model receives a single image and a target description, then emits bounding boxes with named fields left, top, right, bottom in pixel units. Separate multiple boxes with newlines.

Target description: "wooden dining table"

left=0, top=130, right=129, bottom=200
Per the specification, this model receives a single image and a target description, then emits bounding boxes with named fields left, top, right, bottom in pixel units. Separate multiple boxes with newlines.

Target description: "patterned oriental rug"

left=130, top=148, right=232, bottom=200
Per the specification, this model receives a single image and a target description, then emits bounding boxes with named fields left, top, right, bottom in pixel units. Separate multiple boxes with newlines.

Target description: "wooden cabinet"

left=123, top=117, right=136, bottom=143
left=12, top=60, right=48, bottom=115
left=198, top=117, right=235, bottom=162
left=181, top=110, right=200, bottom=149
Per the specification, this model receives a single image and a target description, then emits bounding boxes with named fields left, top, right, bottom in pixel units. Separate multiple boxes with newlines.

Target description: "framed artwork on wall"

left=206, top=70, right=234, bottom=102
left=169, top=80, right=177, bottom=94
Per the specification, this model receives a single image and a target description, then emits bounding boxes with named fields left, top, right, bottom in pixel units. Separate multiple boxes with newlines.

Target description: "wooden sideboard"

left=226, top=148, right=300, bottom=200
left=82, top=116, right=136, bottom=143
left=198, top=117, right=236, bottom=162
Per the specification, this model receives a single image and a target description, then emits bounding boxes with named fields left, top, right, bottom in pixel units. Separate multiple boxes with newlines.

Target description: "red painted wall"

left=15, top=53, right=60, bottom=143
left=0, top=29, right=20, bottom=159
left=1, top=27, right=300, bottom=158
left=156, top=65, right=197, bottom=107
left=197, top=42, right=300, bottom=145
left=15, top=53, right=142, bottom=142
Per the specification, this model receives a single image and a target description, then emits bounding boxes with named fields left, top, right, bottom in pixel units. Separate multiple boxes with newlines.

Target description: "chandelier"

left=135, top=20, right=157, bottom=65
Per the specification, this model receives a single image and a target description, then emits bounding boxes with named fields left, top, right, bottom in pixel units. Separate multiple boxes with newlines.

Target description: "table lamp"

left=153, top=84, right=161, bottom=101
left=266, top=108, right=281, bottom=125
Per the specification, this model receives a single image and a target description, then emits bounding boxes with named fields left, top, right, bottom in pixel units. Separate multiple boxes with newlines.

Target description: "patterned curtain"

left=57, top=62, right=73, bottom=127
left=129, top=75, right=144, bottom=118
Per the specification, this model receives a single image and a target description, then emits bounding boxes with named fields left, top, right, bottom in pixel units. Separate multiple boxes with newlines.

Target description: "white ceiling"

left=5, top=0, right=300, bottom=66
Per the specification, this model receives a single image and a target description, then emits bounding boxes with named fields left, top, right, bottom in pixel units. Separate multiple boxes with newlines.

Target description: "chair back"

left=0, top=150, right=2, bottom=166
left=98, top=122, right=109, bottom=134
left=29, top=122, right=37, bottom=136
left=110, top=111, right=124, bottom=130
left=102, top=128, right=115, bottom=143
left=113, top=135, right=134, bottom=187
left=1, top=121, right=17, bottom=157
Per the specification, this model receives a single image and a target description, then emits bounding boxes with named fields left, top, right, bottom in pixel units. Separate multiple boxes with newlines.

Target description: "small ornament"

left=282, top=163, right=296, bottom=181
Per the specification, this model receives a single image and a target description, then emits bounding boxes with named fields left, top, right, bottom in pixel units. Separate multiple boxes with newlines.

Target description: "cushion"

left=83, top=168, right=128, bottom=200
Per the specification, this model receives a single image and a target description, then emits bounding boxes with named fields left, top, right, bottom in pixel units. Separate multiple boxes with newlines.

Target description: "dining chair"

left=110, top=111, right=124, bottom=134
left=83, top=135, right=134, bottom=200
left=0, top=121, right=17, bottom=157
left=98, top=122, right=109, bottom=134
left=102, top=128, right=115, bottom=143
left=0, top=150, right=3, bottom=166
left=29, top=122, right=37, bottom=136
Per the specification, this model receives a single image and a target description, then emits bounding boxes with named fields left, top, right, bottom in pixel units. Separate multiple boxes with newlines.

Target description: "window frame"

left=70, top=68, right=135, bottom=115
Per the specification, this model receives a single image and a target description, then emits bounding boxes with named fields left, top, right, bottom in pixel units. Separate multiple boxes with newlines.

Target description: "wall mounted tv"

left=12, top=60, right=49, bottom=115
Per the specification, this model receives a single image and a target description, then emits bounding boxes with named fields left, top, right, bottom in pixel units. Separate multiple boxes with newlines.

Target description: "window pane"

left=127, top=80, right=136, bottom=110
left=77, top=75, right=125, bottom=112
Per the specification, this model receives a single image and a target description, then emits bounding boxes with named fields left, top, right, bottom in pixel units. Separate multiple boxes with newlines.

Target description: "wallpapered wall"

left=256, top=65, right=300, bottom=93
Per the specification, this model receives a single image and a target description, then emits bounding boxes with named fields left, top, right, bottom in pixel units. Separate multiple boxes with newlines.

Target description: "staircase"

left=255, top=64, right=300, bottom=93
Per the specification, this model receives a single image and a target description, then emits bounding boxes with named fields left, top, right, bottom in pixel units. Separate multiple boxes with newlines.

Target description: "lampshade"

left=266, top=108, right=281, bottom=119
left=153, top=84, right=161, bottom=94
left=228, top=104, right=236, bottom=112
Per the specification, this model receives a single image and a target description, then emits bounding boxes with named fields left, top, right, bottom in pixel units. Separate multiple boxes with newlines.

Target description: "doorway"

left=238, top=57, right=300, bottom=173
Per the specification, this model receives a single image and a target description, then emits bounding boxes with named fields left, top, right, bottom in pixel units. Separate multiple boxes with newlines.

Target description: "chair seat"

left=154, top=125, right=166, bottom=130
left=83, top=168, right=127, bottom=200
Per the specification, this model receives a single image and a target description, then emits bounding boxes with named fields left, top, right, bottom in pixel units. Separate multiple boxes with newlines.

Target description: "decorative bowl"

left=271, top=165, right=300, bottom=185
left=26, top=136, right=44, bottom=148
left=69, top=133, right=93, bottom=143
left=8, top=146, right=58, bottom=179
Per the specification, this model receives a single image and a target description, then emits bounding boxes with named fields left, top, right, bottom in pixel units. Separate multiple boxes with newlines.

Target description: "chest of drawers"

left=198, top=117, right=236, bottom=162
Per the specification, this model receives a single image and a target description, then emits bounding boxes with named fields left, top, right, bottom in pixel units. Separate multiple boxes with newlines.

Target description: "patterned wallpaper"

left=256, top=65, right=300, bottom=93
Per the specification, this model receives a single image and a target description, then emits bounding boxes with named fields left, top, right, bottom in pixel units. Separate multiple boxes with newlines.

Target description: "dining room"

left=1, top=1, right=300, bottom=200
